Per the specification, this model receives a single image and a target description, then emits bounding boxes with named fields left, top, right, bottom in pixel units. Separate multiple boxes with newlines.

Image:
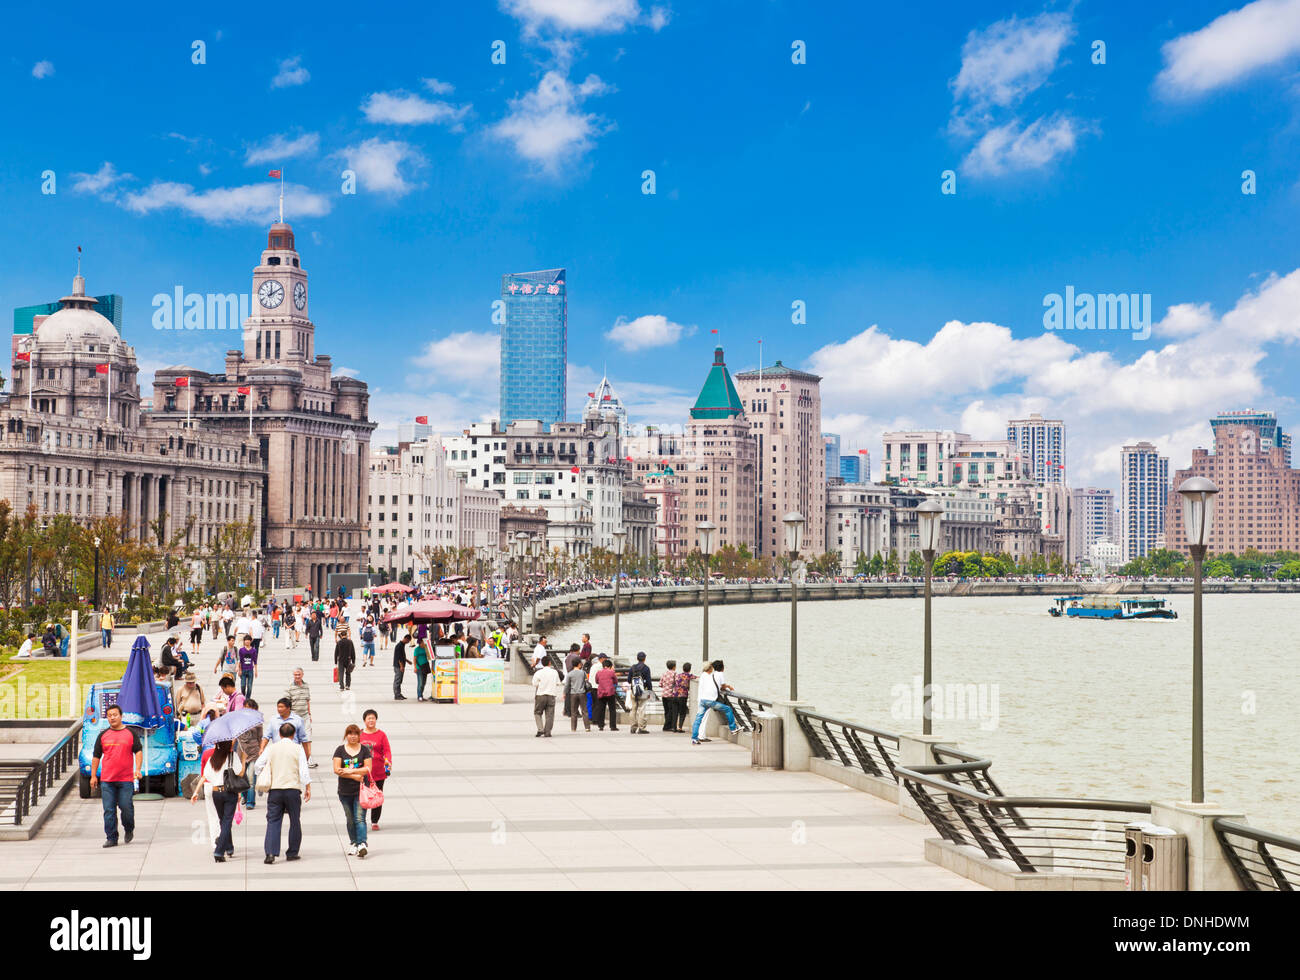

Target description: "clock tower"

left=243, top=222, right=311, bottom=363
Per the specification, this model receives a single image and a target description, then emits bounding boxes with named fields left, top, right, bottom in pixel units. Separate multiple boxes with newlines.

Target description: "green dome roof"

left=691, top=347, right=744, bottom=420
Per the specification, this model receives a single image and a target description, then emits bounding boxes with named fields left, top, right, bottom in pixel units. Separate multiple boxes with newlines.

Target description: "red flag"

left=268, top=170, right=282, bottom=179
left=570, top=466, right=580, bottom=474
left=587, top=392, right=595, bottom=398
left=415, top=416, right=428, bottom=424
left=174, top=377, right=189, bottom=387
left=710, top=329, right=718, bottom=334
left=237, top=386, right=251, bottom=395
left=95, top=363, right=109, bottom=375
left=15, top=352, right=30, bottom=362
left=858, top=449, right=867, bottom=454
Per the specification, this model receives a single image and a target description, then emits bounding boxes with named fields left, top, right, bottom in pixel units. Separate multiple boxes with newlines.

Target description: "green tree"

left=885, top=550, right=900, bottom=577
left=906, top=551, right=924, bottom=577
left=867, top=552, right=884, bottom=576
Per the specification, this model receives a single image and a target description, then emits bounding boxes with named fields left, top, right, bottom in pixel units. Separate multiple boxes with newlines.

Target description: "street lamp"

left=612, top=529, right=627, bottom=662
left=93, top=536, right=101, bottom=611
left=916, top=498, right=945, bottom=735
left=783, top=512, right=805, bottom=700
left=514, top=532, right=530, bottom=628
left=1178, top=476, right=1218, bottom=804
left=530, top=535, right=541, bottom=632
left=697, top=521, right=717, bottom=664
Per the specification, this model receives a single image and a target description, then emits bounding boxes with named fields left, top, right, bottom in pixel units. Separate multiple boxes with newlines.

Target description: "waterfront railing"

left=794, top=708, right=901, bottom=781
left=1214, top=819, right=1300, bottom=891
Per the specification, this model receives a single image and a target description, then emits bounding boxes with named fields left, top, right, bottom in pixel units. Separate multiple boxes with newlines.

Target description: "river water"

left=567, top=594, right=1300, bottom=838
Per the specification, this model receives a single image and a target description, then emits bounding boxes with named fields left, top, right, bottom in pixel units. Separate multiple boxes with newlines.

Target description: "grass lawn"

left=0, top=658, right=128, bottom=720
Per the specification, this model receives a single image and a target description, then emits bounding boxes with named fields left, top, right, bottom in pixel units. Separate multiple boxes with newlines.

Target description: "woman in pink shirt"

left=593, top=658, right=620, bottom=732
left=359, top=709, right=392, bottom=831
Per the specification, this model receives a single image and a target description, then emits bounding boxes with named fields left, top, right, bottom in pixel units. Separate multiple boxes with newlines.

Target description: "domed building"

left=0, top=270, right=264, bottom=574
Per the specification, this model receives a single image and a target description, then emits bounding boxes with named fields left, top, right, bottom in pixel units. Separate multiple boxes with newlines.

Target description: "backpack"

left=361, top=624, right=375, bottom=643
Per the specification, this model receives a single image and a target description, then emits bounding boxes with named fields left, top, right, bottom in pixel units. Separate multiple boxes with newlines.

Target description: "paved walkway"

left=3, top=632, right=984, bottom=890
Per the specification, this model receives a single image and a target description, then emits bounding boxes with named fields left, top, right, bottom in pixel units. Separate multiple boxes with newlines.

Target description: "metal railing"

left=720, top=691, right=772, bottom=732
left=1214, top=819, right=1300, bottom=891
left=0, top=721, right=83, bottom=826
left=896, top=761, right=1150, bottom=878
left=794, top=708, right=901, bottom=781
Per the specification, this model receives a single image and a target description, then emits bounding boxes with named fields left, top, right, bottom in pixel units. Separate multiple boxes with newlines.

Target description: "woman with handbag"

left=358, top=710, right=392, bottom=831
left=333, top=724, right=373, bottom=858
left=191, top=738, right=247, bottom=862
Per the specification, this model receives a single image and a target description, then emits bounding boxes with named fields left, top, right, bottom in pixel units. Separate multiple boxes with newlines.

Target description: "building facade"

left=151, top=222, right=374, bottom=595
left=826, top=482, right=891, bottom=574
left=1071, top=487, right=1115, bottom=566
left=1120, top=442, right=1169, bottom=563
left=1007, top=413, right=1067, bottom=484
left=682, top=348, right=757, bottom=553
left=734, top=359, right=824, bottom=557
left=1164, top=410, right=1300, bottom=555
left=499, top=268, right=566, bottom=426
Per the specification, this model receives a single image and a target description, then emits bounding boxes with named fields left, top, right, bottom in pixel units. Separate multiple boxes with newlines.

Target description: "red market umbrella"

left=382, top=600, right=481, bottom=625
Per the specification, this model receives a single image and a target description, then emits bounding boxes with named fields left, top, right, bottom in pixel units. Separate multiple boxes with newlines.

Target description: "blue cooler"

left=178, top=729, right=203, bottom=799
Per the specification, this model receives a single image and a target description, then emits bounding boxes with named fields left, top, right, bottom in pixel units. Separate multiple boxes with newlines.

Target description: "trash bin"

left=178, top=729, right=204, bottom=800
left=751, top=712, right=783, bottom=770
left=1123, top=823, right=1145, bottom=891
left=1141, top=825, right=1187, bottom=891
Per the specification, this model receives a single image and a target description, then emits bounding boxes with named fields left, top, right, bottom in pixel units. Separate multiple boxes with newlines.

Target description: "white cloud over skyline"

left=1156, top=0, right=1300, bottom=100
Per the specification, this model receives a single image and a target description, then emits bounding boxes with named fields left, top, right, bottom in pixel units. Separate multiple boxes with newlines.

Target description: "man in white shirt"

left=691, top=660, right=739, bottom=745
left=221, top=605, right=235, bottom=638
left=532, top=636, right=549, bottom=669
left=15, top=632, right=36, bottom=659
left=254, top=723, right=312, bottom=864
left=249, top=614, right=265, bottom=654
left=532, top=660, right=562, bottom=737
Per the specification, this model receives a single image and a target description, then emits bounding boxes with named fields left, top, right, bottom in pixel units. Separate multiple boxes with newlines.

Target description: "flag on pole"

left=239, top=386, right=253, bottom=434
left=415, top=415, right=428, bottom=424
left=173, top=377, right=189, bottom=387
left=267, top=170, right=282, bottom=179
left=95, top=363, right=109, bottom=374
left=269, top=169, right=284, bottom=221
left=237, top=385, right=251, bottom=395
left=15, top=352, right=30, bottom=362
left=102, top=363, right=111, bottom=420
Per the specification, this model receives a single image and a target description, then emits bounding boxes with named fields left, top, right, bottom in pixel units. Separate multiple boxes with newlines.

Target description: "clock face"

left=258, top=279, right=284, bottom=309
left=293, top=281, right=306, bottom=310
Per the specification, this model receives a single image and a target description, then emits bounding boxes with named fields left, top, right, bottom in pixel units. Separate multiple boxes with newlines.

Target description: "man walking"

left=100, top=607, right=115, bottom=648
left=627, top=651, right=653, bottom=734
left=238, top=635, right=258, bottom=699
left=90, top=704, right=141, bottom=847
left=563, top=658, right=591, bottom=732
left=532, top=657, right=561, bottom=737
left=392, top=633, right=409, bottom=700
left=256, top=721, right=311, bottom=864
left=306, top=610, right=323, bottom=662
left=691, top=660, right=740, bottom=745
left=335, top=625, right=356, bottom=691
left=532, top=635, right=549, bottom=669
left=284, top=670, right=315, bottom=767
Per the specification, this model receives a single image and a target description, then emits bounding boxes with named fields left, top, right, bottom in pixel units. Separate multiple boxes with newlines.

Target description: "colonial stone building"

left=1, top=272, right=263, bottom=583
left=149, top=222, right=374, bottom=595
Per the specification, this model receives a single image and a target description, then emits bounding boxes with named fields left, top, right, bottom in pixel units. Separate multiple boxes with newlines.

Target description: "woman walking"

left=593, top=658, right=619, bottom=731
left=191, top=738, right=246, bottom=862
left=412, top=635, right=431, bottom=701
left=333, top=724, right=372, bottom=858
left=359, top=710, right=392, bottom=832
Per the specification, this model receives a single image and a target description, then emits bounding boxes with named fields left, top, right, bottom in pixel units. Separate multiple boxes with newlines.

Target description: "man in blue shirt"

left=258, top=698, right=308, bottom=752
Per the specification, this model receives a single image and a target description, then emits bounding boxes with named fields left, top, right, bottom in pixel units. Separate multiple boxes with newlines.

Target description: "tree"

left=906, top=551, right=924, bottom=577
left=853, top=552, right=869, bottom=576
left=867, top=552, right=884, bottom=576
left=885, top=550, right=900, bottom=577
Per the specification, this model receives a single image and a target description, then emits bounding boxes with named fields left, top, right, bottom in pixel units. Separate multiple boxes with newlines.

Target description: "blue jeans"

left=101, top=629, right=111, bottom=647
left=691, top=699, right=737, bottom=740
left=362, top=642, right=375, bottom=662
left=265, top=789, right=302, bottom=857
left=339, top=795, right=367, bottom=846
left=211, top=790, right=238, bottom=856
left=240, top=671, right=254, bottom=699
left=100, top=780, right=134, bottom=843
left=272, top=621, right=281, bottom=638
left=243, top=768, right=256, bottom=807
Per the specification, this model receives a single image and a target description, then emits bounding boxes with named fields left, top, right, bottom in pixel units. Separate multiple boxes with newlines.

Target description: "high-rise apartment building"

left=734, top=359, right=824, bottom=557
left=1120, top=442, right=1169, bottom=562
left=822, top=433, right=839, bottom=480
left=838, top=454, right=861, bottom=483
left=1071, top=487, right=1115, bottom=564
left=1007, top=413, right=1066, bottom=484
left=882, top=431, right=1030, bottom=488
left=500, top=268, right=566, bottom=426
left=1165, top=410, right=1300, bottom=554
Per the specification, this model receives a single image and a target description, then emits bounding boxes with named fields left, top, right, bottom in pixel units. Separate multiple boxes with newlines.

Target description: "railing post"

left=771, top=700, right=816, bottom=771
left=1150, top=801, right=1248, bottom=891
left=897, top=734, right=952, bottom=823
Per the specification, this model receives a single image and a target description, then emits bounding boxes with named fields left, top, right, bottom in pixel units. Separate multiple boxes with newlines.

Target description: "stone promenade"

left=3, top=633, right=984, bottom=890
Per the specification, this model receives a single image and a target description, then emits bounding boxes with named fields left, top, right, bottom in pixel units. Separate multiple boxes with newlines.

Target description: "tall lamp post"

left=530, top=535, right=541, bottom=632
left=916, top=499, right=945, bottom=735
left=93, top=536, right=101, bottom=610
left=514, top=532, right=529, bottom=629
left=697, top=521, right=716, bottom=664
left=782, top=512, right=805, bottom=701
left=612, top=529, right=627, bottom=662
left=1178, top=476, right=1218, bottom=804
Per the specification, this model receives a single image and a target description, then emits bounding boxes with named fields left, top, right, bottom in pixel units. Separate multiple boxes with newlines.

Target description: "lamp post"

left=1178, top=476, right=1218, bottom=803
left=782, top=512, right=805, bottom=701
left=514, top=532, right=529, bottom=629
left=612, top=529, right=627, bottom=662
left=93, top=536, right=101, bottom=611
left=697, top=521, right=716, bottom=664
left=530, top=535, right=541, bottom=632
left=916, top=498, right=945, bottom=735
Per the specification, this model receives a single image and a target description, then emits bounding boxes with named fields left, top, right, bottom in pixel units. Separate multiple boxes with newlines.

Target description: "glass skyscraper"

left=500, top=269, right=566, bottom=426
left=15, top=294, right=123, bottom=335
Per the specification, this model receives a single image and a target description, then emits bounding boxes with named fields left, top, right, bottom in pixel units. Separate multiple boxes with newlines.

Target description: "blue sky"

left=5, top=0, right=1300, bottom=492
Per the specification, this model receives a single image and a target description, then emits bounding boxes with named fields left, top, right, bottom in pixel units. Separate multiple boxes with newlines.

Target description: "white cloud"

left=568, top=362, right=691, bottom=421
left=422, top=77, right=455, bottom=94
left=951, top=12, right=1075, bottom=112
left=120, top=180, right=331, bottom=224
left=503, top=0, right=643, bottom=34
left=647, top=5, right=670, bottom=31
left=244, top=132, right=320, bottom=165
left=271, top=56, right=310, bottom=88
left=949, top=12, right=1088, bottom=178
left=808, top=270, right=1300, bottom=489
left=1156, top=0, right=1300, bottom=100
left=490, top=70, right=612, bottom=174
left=70, top=162, right=130, bottom=197
left=361, top=90, right=471, bottom=126
left=410, top=331, right=501, bottom=381
left=338, top=138, right=426, bottom=195
left=961, top=114, right=1084, bottom=177
left=32, top=60, right=54, bottom=79
left=605, top=314, right=694, bottom=350
left=198, top=163, right=214, bottom=176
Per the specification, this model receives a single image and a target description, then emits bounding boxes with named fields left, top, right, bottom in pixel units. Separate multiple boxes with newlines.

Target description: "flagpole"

left=249, top=388, right=253, bottom=436
left=28, top=350, right=33, bottom=414
left=105, top=362, right=110, bottom=421
left=279, top=170, right=284, bottom=224
left=186, top=377, right=192, bottom=424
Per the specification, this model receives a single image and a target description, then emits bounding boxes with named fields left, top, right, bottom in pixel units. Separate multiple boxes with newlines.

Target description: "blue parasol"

left=201, top=707, right=265, bottom=748
left=116, top=636, right=165, bottom=729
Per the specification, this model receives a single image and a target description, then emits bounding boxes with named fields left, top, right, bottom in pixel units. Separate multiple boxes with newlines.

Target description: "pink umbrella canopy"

left=440, top=575, right=470, bottom=583
left=370, top=582, right=413, bottom=594
left=382, top=599, right=481, bottom=625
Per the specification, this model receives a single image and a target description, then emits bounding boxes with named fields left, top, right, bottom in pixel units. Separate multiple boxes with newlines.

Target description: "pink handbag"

left=359, top=779, right=384, bottom=810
